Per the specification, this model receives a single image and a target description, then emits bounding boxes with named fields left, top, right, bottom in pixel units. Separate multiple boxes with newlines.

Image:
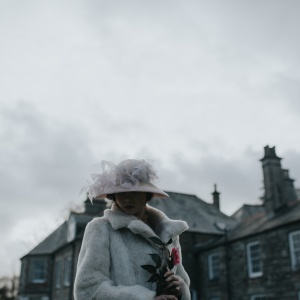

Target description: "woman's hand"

left=163, top=271, right=182, bottom=298
left=153, top=296, right=178, bottom=300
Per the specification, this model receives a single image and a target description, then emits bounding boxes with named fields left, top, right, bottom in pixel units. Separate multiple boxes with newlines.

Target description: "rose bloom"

left=171, top=247, right=180, bottom=265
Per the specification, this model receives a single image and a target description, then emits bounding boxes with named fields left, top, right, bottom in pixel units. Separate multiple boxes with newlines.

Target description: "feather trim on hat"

left=81, top=159, right=167, bottom=202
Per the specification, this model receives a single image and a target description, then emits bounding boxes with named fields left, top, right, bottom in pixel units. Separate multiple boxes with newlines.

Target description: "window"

left=251, top=296, right=267, bottom=300
left=208, top=253, right=220, bottom=280
left=289, top=230, right=300, bottom=270
left=31, top=260, right=47, bottom=283
left=55, top=261, right=62, bottom=288
left=63, top=256, right=72, bottom=286
left=247, top=241, right=262, bottom=278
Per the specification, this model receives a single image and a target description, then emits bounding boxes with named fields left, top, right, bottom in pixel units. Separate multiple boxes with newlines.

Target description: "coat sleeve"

left=74, top=218, right=156, bottom=300
left=174, top=236, right=191, bottom=300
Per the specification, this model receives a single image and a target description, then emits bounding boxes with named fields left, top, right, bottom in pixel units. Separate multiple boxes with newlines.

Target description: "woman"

left=74, top=159, right=190, bottom=300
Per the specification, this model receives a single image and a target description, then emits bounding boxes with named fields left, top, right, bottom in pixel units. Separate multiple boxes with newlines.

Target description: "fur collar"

left=104, top=204, right=188, bottom=243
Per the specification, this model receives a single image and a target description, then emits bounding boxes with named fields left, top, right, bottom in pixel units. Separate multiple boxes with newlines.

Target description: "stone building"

left=196, top=146, right=300, bottom=300
left=18, top=190, right=235, bottom=300
left=18, top=146, right=300, bottom=300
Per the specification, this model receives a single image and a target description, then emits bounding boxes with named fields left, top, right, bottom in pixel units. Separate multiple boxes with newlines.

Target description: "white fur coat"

left=74, top=204, right=191, bottom=300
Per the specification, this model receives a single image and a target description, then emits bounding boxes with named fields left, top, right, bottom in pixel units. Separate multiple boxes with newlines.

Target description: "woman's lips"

left=124, top=205, right=134, bottom=209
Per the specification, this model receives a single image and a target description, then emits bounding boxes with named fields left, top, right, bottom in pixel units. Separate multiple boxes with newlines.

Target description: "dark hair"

left=107, top=192, right=154, bottom=202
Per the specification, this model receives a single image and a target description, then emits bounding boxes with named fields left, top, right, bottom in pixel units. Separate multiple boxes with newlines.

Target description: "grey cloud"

left=0, top=101, right=96, bottom=215
left=76, top=0, right=300, bottom=103
left=159, top=147, right=300, bottom=216
left=1, top=0, right=300, bottom=277
left=160, top=149, right=263, bottom=215
left=0, top=101, right=98, bottom=276
left=282, top=150, right=300, bottom=187
left=271, top=75, right=300, bottom=114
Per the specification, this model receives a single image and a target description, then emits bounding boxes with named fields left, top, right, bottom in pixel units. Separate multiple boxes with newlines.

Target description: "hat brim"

left=93, top=182, right=169, bottom=199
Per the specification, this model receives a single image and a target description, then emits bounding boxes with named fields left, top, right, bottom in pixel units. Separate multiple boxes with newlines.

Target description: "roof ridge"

left=23, top=221, right=67, bottom=257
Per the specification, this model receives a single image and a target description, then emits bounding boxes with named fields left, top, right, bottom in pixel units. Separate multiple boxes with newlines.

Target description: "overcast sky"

left=1, top=0, right=300, bottom=277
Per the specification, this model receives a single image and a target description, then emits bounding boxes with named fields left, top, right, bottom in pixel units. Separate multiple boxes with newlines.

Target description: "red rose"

left=171, top=247, right=180, bottom=265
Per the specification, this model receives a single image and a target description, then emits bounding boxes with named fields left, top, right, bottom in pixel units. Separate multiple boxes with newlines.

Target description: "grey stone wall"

left=52, top=245, right=74, bottom=300
left=198, top=223, right=300, bottom=300
left=18, top=255, right=53, bottom=299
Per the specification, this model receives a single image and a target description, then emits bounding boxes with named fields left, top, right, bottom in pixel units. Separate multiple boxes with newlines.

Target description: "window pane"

left=289, top=230, right=300, bottom=270
left=32, top=261, right=46, bottom=283
left=247, top=242, right=262, bottom=277
left=55, top=261, right=62, bottom=288
left=64, top=256, right=72, bottom=286
left=208, top=253, right=220, bottom=280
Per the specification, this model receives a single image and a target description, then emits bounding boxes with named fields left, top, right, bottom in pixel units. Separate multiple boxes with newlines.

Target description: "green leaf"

left=166, top=237, right=172, bottom=245
left=147, top=273, right=160, bottom=283
left=149, top=236, right=164, bottom=246
left=149, top=254, right=162, bottom=267
left=141, top=264, right=157, bottom=274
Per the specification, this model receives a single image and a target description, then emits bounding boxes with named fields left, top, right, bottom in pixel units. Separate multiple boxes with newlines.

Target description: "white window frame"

left=31, top=260, right=47, bottom=283
left=247, top=241, right=263, bottom=278
left=63, top=256, right=72, bottom=286
left=208, top=253, right=220, bottom=280
left=55, top=261, right=62, bottom=288
left=289, top=230, right=300, bottom=270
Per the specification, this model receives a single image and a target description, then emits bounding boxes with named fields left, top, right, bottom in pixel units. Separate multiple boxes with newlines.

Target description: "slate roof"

left=231, top=204, right=265, bottom=222
left=23, top=212, right=95, bottom=258
left=23, top=191, right=238, bottom=257
left=228, top=201, right=300, bottom=241
left=149, top=192, right=237, bottom=235
left=23, top=221, right=68, bottom=257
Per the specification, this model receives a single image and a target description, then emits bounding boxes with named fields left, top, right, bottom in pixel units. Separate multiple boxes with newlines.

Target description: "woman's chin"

left=122, top=206, right=136, bottom=214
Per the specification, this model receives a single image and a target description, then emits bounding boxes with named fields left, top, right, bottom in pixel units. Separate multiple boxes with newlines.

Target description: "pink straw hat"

left=83, top=159, right=169, bottom=200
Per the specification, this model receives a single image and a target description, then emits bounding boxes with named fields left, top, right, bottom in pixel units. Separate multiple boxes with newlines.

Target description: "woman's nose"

left=123, top=195, right=133, bottom=202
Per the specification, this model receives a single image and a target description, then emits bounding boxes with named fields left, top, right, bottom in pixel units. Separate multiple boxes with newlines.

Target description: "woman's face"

left=115, top=192, right=147, bottom=216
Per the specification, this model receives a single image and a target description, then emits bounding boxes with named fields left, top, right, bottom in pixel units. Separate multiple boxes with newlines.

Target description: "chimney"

left=212, top=184, right=220, bottom=211
left=282, top=169, right=297, bottom=203
left=84, top=197, right=107, bottom=215
left=260, top=145, right=297, bottom=214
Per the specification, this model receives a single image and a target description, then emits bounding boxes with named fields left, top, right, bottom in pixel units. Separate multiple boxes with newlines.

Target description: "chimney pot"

left=212, top=184, right=220, bottom=211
